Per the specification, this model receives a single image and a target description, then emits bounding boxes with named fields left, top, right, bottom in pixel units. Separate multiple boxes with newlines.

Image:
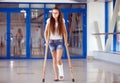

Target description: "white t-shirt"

left=45, top=18, right=65, bottom=40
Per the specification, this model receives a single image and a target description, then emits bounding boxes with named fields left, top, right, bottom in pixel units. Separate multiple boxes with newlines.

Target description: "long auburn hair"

left=49, top=6, right=66, bottom=36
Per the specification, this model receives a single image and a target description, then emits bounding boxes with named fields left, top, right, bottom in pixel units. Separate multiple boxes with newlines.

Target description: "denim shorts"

left=49, top=39, right=63, bottom=52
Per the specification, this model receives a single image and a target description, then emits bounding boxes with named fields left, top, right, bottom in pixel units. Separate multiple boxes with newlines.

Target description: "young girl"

left=44, top=6, right=68, bottom=81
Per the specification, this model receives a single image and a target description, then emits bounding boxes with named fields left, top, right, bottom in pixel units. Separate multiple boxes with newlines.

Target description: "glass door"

left=30, top=9, right=45, bottom=58
left=10, top=11, right=26, bottom=58
left=67, top=12, right=83, bottom=56
left=0, top=12, right=7, bottom=58
left=67, top=10, right=87, bottom=58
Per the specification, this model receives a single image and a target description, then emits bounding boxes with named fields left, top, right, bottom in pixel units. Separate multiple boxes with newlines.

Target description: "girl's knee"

left=57, top=59, right=62, bottom=65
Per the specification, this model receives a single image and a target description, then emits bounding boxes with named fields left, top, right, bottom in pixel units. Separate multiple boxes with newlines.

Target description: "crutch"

left=42, top=42, right=49, bottom=82
left=65, top=45, right=75, bottom=82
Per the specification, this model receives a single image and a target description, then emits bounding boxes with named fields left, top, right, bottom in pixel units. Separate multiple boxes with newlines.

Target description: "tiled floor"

left=0, top=59, right=120, bottom=83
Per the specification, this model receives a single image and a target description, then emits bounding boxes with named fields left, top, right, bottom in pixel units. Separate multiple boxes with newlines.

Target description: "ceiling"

left=0, top=0, right=113, bottom=3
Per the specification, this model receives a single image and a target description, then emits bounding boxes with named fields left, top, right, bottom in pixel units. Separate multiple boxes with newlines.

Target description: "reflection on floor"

left=0, top=59, right=120, bottom=83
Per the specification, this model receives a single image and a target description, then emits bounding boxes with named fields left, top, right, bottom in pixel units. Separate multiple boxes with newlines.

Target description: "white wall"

left=87, top=2, right=105, bottom=56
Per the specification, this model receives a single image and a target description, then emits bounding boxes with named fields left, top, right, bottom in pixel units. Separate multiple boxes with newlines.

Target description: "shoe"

left=54, top=79, right=59, bottom=81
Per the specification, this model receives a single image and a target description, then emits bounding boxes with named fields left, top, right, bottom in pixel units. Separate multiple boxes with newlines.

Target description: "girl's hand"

left=65, top=42, right=69, bottom=47
left=44, top=40, right=49, bottom=46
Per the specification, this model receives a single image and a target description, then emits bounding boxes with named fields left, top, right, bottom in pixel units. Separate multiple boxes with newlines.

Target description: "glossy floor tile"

left=0, top=59, right=120, bottom=83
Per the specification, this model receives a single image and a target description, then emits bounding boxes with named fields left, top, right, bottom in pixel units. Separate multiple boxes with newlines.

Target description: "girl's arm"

left=63, top=23, right=68, bottom=46
left=44, top=22, right=50, bottom=44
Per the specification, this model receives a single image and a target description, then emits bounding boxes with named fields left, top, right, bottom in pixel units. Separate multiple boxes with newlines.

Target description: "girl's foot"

left=59, top=76, right=64, bottom=80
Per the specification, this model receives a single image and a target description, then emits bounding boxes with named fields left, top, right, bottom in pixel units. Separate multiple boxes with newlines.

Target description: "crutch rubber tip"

left=42, top=79, right=45, bottom=82
left=72, top=79, right=75, bottom=82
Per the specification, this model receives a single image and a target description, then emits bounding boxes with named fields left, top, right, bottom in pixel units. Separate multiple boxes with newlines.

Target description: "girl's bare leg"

left=51, top=51, right=59, bottom=80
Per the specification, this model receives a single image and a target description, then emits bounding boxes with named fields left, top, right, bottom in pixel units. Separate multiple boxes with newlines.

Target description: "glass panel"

left=10, top=12, right=26, bottom=57
left=0, top=4, right=18, bottom=8
left=0, top=3, right=29, bottom=8
left=31, top=4, right=44, bottom=8
left=46, top=4, right=55, bottom=8
left=45, top=4, right=85, bottom=8
left=56, top=4, right=85, bottom=8
left=31, top=9, right=44, bottom=58
left=71, top=4, right=85, bottom=8
left=68, top=13, right=83, bottom=56
left=19, top=4, right=29, bottom=8
left=0, top=12, right=7, bottom=57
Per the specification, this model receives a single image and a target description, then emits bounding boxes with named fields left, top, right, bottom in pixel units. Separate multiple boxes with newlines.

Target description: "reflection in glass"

left=87, top=60, right=120, bottom=83
left=10, top=12, right=26, bottom=57
left=0, top=12, right=6, bottom=57
left=116, top=11, right=120, bottom=52
left=31, top=9, right=44, bottom=58
left=93, top=69, right=120, bottom=83
left=68, top=13, right=82, bottom=56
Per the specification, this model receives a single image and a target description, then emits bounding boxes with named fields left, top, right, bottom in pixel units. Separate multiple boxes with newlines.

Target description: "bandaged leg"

left=57, top=64, right=64, bottom=80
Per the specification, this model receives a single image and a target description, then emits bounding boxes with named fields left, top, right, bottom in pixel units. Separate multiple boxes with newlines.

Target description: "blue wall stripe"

left=26, top=9, right=31, bottom=58
left=105, top=2, right=108, bottom=45
left=7, top=12, right=10, bottom=59
left=113, top=0, right=117, bottom=52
